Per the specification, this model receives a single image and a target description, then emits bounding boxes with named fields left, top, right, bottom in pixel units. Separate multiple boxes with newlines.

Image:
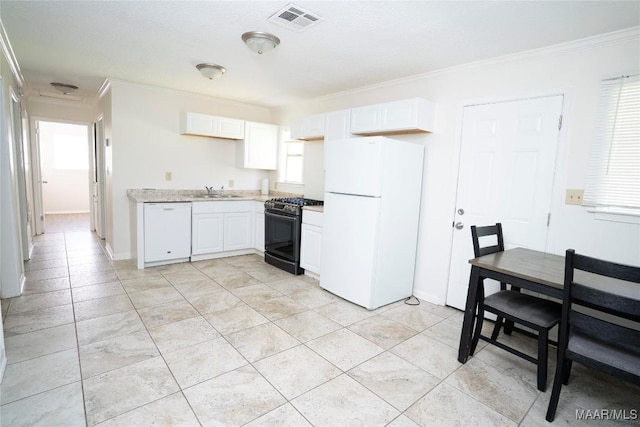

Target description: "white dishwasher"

left=144, top=202, right=192, bottom=263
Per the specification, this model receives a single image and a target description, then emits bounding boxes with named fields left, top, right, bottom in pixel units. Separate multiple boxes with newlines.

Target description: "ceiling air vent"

left=268, top=3, right=323, bottom=32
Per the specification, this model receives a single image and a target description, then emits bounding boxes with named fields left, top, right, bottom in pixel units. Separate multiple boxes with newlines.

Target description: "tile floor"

left=1, top=229, right=639, bottom=426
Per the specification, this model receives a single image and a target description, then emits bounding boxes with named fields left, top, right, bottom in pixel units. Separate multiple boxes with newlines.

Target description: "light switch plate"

left=228, top=179, right=234, bottom=188
left=565, top=189, right=584, bottom=205
left=165, top=171, right=172, bottom=181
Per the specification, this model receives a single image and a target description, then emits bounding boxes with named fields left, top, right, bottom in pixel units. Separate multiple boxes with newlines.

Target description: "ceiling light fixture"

left=241, top=31, right=280, bottom=54
left=50, top=82, right=78, bottom=94
left=196, top=63, right=226, bottom=80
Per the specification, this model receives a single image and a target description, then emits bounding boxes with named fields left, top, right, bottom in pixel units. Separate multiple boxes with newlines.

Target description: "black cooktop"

left=268, top=197, right=324, bottom=207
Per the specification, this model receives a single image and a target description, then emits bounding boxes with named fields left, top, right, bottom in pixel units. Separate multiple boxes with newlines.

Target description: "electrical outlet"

left=165, top=171, right=172, bottom=181
left=228, top=179, right=234, bottom=188
left=565, top=189, right=584, bottom=205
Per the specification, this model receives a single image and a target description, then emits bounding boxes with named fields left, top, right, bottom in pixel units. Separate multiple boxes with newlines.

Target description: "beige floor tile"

left=0, top=381, right=85, bottom=427
left=95, top=392, right=200, bottom=427
left=7, top=289, right=72, bottom=314
left=187, top=288, right=244, bottom=314
left=245, top=267, right=292, bottom=283
left=306, top=328, right=384, bottom=371
left=114, top=268, right=162, bottom=281
left=79, top=330, right=159, bottom=379
left=67, top=254, right=111, bottom=266
left=68, top=261, right=114, bottom=276
left=381, top=304, right=446, bottom=332
left=405, top=383, right=516, bottom=427
left=24, top=257, right=68, bottom=272
left=21, top=267, right=68, bottom=282
left=231, top=283, right=284, bottom=305
left=28, top=250, right=68, bottom=261
left=74, top=294, right=134, bottom=322
left=2, top=303, right=74, bottom=336
left=386, top=415, right=421, bottom=427
left=127, top=286, right=185, bottom=308
left=172, top=278, right=223, bottom=298
left=250, top=296, right=308, bottom=321
left=266, top=277, right=313, bottom=295
left=245, top=403, right=312, bottom=427
left=419, top=301, right=461, bottom=319
left=288, top=286, right=340, bottom=308
left=4, top=323, right=77, bottom=364
left=314, top=299, right=377, bottom=326
left=445, top=357, right=539, bottom=422
left=391, top=333, right=462, bottom=380
left=83, top=356, right=179, bottom=426
left=161, top=269, right=208, bottom=284
left=213, top=272, right=260, bottom=289
left=0, top=348, right=81, bottom=405
left=136, top=299, right=200, bottom=329
left=226, top=322, right=299, bottom=362
left=203, top=304, right=269, bottom=335
left=120, top=276, right=173, bottom=293
left=71, top=281, right=125, bottom=303
left=76, top=310, right=145, bottom=346
left=348, top=315, right=418, bottom=349
left=184, top=365, right=286, bottom=425
left=148, top=315, right=220, bottom=354
left=422, top=316, right=482, bottom=350
left=156, top=262, right=198, bottom=274
left=348, top=352, right=440, bottom=411
left=197, top=263, right=242, bottom=279
left=22, top=277, right=71, bottom=295
left=254, top=345, right=341, bottom=399
left=70, top=270, right=119, bottom=288
left=164, top=337, right=248, bottom=388
left=274, top=310, right=342, bottom=342
left=291, top=374, right=399, bottom=426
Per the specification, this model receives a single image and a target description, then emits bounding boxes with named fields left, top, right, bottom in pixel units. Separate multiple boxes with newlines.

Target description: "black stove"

left=264, top=197, right=324, bottom=215
left=264, top=197, right=324, bottom=275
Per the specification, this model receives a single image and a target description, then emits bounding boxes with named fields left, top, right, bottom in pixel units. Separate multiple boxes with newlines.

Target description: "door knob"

left=455, top=222, right=464, bottom=230
left=457, top=208, right=465, bottom=215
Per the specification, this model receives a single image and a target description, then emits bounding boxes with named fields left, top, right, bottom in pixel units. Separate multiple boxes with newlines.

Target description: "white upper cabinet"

left=290, top=113, right=325, bottom=140
left=236, top=121, right=278, bottom=170
left=180, top=112, right=245, bottom=139
left=324, top=109, right=352, bottom=141
left=350, top=98, right=435, bottom=134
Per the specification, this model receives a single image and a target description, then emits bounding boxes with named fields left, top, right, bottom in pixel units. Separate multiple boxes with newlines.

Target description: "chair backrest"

left=470, top=223, right=505, bottom=258
left=562, top=249, right=640, bottom=353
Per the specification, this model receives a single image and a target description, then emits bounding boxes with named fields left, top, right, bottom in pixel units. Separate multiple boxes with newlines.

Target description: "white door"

left=446, top=95, right=563, bottom=309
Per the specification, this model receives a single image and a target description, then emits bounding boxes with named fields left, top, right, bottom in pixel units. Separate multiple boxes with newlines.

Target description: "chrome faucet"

left=205, top=186, right=214, bottom=194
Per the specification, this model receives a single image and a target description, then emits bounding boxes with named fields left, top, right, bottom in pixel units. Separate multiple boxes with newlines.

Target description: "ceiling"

left=2, top=1, right=639, bottom=108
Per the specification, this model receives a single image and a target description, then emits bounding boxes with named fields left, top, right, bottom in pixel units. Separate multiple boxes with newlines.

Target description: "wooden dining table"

left=457, top=247, right=638, bottom=363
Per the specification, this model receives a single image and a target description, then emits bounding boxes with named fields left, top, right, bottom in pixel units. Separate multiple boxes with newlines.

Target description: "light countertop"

left=127, top=189, right=300, bottom=203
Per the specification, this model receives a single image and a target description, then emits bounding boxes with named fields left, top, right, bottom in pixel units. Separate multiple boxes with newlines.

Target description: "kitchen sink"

left=194, top=194, right=241, bottom=199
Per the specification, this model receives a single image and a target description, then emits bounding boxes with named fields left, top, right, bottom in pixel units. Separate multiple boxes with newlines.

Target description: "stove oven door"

left=264, top=210, right=300, bottom=262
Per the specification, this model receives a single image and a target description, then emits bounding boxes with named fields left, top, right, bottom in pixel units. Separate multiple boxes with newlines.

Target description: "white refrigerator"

left=320, top=136, right=424, bottom=309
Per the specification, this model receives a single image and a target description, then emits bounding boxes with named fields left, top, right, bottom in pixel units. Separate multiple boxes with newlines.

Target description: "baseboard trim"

left=413, top=289, right=446, bottom=306
left=0, top=353, right=7, bottom=384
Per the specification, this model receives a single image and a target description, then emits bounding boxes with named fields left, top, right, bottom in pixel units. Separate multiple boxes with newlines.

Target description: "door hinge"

left=547, top=213, right=551, bottom=227
left=558, top=115, right=563, bottom=130
left=40, top=215, right=44, bottom=221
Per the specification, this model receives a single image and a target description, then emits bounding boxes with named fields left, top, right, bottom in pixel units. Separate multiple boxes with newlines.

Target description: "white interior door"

left=446, top=95, right=563, bottom=310
left=95, top=117, right=106, bottom=239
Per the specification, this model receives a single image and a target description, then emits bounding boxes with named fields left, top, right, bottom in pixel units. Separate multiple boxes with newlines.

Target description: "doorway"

left=445, top=95, right=564, bottom=310
left=33, top=120, right=91, bottom=233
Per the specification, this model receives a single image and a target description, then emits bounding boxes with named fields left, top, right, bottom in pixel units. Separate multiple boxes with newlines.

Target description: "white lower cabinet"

left=300, top=210, right=323, bottom=275
left=254, top=201, right=265, bottom=252
left=192, top=201, right=253, bottom=256
left=144, top=203, right=192, bottom=262
left=191, top=213, right=224, bottom=255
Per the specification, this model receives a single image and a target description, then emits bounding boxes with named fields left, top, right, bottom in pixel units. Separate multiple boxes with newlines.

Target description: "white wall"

left=38, top=121, right=90, bottom=214
left=273, top=29, right=640, bottom=305
left=105, top=80, right=275, bottom=259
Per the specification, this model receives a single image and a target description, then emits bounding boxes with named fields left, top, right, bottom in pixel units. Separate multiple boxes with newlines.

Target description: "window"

left=279, top=128, right=304, bottom=184
left=583, top=74, right=640, bottom=213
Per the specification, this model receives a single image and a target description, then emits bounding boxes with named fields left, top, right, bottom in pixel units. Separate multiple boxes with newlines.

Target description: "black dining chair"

left=469, top=223, right=562, bottom=391
left=546, top=249, right=640, bottom=422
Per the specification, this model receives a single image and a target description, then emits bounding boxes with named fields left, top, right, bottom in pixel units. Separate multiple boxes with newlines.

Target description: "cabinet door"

left=224, top=212, right=252, bottom=251
left=381, top=99, right=419, bottom=131
left=324, top=109, right=352, bottom=170
left=192, top=213, right=224, bottom=255
left=181, top=112, right=217, bottom=137
left=300, top=223, right=322, bottom=274
left=241, top=121, right=278, bottom=170
left=218, top=118, right=245, bottom=139
left=144, top=203, right=192, bottom=262
left=350, top=104, right=381, bottom=134
left=255, top=212, right=265, bottom=252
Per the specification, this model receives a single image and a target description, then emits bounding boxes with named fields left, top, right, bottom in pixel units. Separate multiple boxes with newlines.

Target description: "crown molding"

left=282, top=26, right=640, bottom=109
left=0, top=19, right=25, bottom=88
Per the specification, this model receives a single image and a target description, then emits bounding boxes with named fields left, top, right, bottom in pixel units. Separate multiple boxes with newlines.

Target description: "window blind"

left=583, top=74, right=640, bottom=209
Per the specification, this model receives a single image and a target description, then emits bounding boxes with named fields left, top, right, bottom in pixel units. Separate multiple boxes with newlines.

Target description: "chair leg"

left=537, top=329, right=549, bottom=392
left=546, top=357, right=565, bottom=422
left=503, top=319, right=515, bottom=335
left=470, top=306, right=484, bottom=356
left=491, top=316, right=503, bottom=340
left=562, top=360, right=573, bottom=385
